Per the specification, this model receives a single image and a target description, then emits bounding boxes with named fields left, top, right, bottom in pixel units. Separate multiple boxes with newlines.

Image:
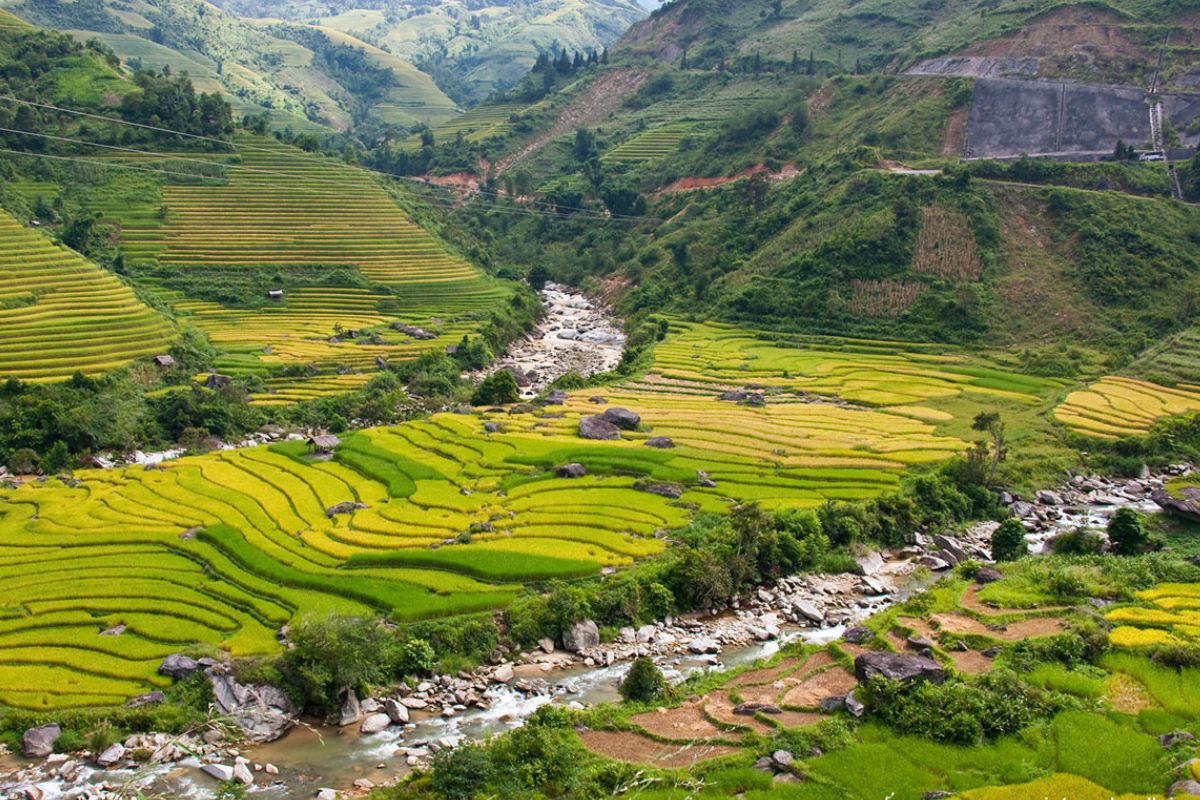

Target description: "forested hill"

left=395, top=0, right=1200, bottom=371
left=3, top=0, right=461, bottom=133
left=201, top=0, right=648, bottom=104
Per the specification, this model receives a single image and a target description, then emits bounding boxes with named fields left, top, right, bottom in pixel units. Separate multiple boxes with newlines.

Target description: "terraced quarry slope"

left=0, top=210, right=174, bottom=382
left=0, top=321, right=1068, bottom=708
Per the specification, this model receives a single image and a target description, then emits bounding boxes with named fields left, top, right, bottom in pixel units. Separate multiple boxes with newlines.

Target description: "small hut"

left=267, top=289, right=284, bottom=301
left=306, top=434, right=340, bottom=454
left=153, top=354, right=176, bottom=368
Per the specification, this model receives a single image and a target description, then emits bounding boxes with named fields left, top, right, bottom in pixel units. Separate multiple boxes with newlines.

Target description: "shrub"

left=471, top=369, right=519, bottom=406
left=619, top=657, right=667, bottom=703
left=431, top=742, right=492, bottom=800
left=991, top=518, right=1029, bottom=562
left=860, top=670, right=1075, bottom=744
left=1107, top=508, right=1150, bottom=556
left=1049, top=530, right=1105, bottom=556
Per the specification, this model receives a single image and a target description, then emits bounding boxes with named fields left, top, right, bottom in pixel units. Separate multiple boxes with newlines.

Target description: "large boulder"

left=95, top=742, right=125, bottom=768
left=644, top=436, right=675, bottom=449
left=854, top=652, right=946, bottom=685
left=384, top=698, right=410, bottom=724
left=337, top=688, right=363, bottom=727
left=562, top=619, right=600, bottom=653
left=555, top=463, right=587, bottom=478
left=601, top=407, right=641, bottom=430
left=579, top=416, right=621, bottom=440
left=200, top=764, right=234, bottom=782
left=124, top=690, right=166, bottom=708
left=158, top=653, right=201, bottom=680
left=1169, top=781, right=1200, bottom=798
left=22, top=723, right=60, bottom=757
left=209, top=672, right=298, bottom=742
left=360, top=713, right=392, bottom=734
left=1152, top=488, right=1200, bottom=523
left=635, top=481, right=684, bottom=499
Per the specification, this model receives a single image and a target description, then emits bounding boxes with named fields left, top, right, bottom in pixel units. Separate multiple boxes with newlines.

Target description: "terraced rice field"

left=1106, top=583, right=1200, bottom=648
left=165, top=287, right=479, bottom=393
left=647, top=321, right=1060, bottom=408
left=0, top=321, right=1065, bottom=706
left=1054, top=376, right=1200, bottom=439
left=0, top=209, right=174, bottom=382
left=419, top=102, right=527, bottom=144
left=1130, top=326, right=1200, bottom=385
left=602, top=122, right=700, bottom=164
left=118, top=136, right=509, bottom=313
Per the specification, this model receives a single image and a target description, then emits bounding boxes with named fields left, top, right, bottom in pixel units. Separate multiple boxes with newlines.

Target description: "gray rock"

left=932, top=534, right=967, bottom=565
left=158, top=653, right=201, bottom=680
left=579, top=416, right=621, bottom=440
left=384, top=698, right=410, bottom=724
left=1152, top=488, right=1200, bottom=523
left=538, top=637, right=555, bottom=654
left=854, top=652, right=946, bottom=685
left=974, top=567, right=1003, bottom=584
left=338, top=688, right=362, bottom=726
left=233, top=761, right=255, bottom=785
left=843, top=626, right=873, bottom=644
left=688, top=637, right=721, bottom=654
left=696, top=470, right=717, bottom=488
left=819, top=695, right=847, bottom=713
left=555, top=463, right=587, bottom=478
left=96, top=742, right=125, bottom=768
left=200, top=764, right=234, bottom=782
left=601, top=407, right=641, bottom=430
left=734, top=702, right=781, bottom=715
left=1009, top=501, right=1036, bottom=519
left=1160, top=731, right=1197, bottom=748
left=644, top=436, right=675, bottom=449
left=845, top=691, right=865, bottom=717
left=636, top=481, right=684, bottom=499
left=772, top=749, right=794, bottom=768
left=124, top=690, right=166, bottom=708
left=918, top=555, right=952, bottom=571
left=856, top=550, right=885, bottom=576
left=316, top=790, right=339, bottom=800
left=360, top=697, right=381, bottom=713
left=325, top=501, right=366, bottom=517
left=22, top=723, right=60, bottom=757
left=360, top=713, right=392, bottom=734
left=563, top=619, right=600, bottom=652
left=208, top=673, right=297, bottom=743
left=792, top=601, right=824, bottom=624
left=906, top=635, right=934, bottom=651
left=1169, top=781, right=1200, bottom=798
left=860, top=576, right=887, bottom=595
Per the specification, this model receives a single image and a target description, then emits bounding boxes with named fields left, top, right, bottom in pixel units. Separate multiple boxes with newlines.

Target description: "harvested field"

left=931, top=613, right=1065, bottom=640
left=629, top=700, right=737, bottom=741
left=913, top=207, right=983, bottom=281
left=577, top=730, right=739, bottom=768
left=1055, top=376, right=1200, bottom=439
left=780, top=667, right=857, bottom=709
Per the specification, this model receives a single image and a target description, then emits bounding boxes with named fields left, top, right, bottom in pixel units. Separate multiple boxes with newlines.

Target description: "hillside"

left=205, top=0, right=648, bottom=104
left=1, top=0, right=460, bottom=132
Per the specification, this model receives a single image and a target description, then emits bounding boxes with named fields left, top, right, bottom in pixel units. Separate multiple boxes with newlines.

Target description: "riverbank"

left=2, top=463, right=1188, bottom=799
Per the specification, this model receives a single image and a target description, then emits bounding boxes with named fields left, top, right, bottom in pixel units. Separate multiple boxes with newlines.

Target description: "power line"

left=0, top=94, right=660, bottom=222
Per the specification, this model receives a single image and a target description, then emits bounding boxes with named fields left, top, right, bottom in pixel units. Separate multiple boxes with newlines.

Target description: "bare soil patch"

left=961, top=7, right=1146, bottom=63
left=703, top=695, right=775, bottom=735
left=913, top=207, right=982, bottom=281
left=497, top=69, right=648, bottom=174
left=728, top=655, right=809, bottom=688
left=1105, top=672, right=1154, bottom=714
left=932, top=613, right=1064, bottom=640
left=781, top=667, right=857, bottom=709
left=579, top=730, right=740, bottom=768
left=655, top=164, right=800, bottom=195
left=630, top=700, right=738, bottom=742
left=942, top=107, right=969, bottom=156
left=773, top=710, right=823, bottom=729
left=948, top=649, right=995, bottom=675
left=848, top=280, right=924, bottom=318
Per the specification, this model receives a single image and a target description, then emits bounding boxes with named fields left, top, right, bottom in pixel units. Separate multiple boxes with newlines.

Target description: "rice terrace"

left=4, top=0, right=1200, bottom=797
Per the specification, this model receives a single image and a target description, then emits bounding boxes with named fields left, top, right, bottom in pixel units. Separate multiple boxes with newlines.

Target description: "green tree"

left=40, top=440, right=71, bottom=473
left=619, top=656, right=667, bottom=703
left=990, top=518, right=1028, bottom=562
left=431, top=742, right=491, bottom=800
left=1107, top=508, right=1149, bottom=556
left=972, top=412, right=1007, bottom=486
left=471, top=370, right=519, bottom=406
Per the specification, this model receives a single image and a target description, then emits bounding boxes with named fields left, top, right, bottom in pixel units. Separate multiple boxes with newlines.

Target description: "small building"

left=306, top=434, right=340, bottom=454
left=267, top=289, right=284, bottom=301
left=153, top=354, right=176, bottom=368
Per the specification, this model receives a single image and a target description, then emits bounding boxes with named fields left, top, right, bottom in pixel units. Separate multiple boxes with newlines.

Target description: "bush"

left=619, top=657, right=667, bottom=703
left=431, top=742, right=491, bottom=800
left=991, top=518, right=1029, bottom=562
left=471, top=370, right=519, bottom=406
left=1107, top=508, right=1150, bottom=556
left=1049, top=529, right=1106, bottom=556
